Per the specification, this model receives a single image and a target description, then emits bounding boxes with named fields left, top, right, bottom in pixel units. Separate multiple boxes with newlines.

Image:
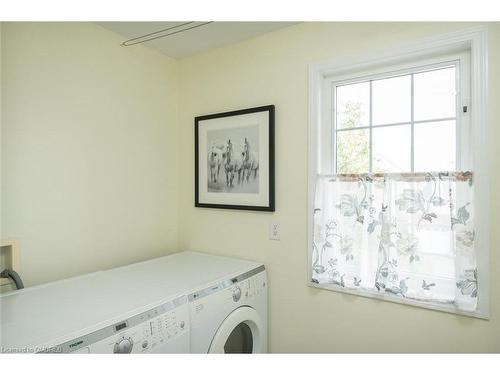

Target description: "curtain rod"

left=319, top=171, right=473, bottom=182
left=121, top=21, right=214, bottom=47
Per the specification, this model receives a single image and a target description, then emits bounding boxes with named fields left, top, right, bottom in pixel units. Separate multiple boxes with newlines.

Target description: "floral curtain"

left=311, top=171, right=477, bottom=312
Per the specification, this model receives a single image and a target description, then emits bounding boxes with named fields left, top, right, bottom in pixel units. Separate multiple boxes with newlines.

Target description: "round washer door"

left=208, top=306, right=263, bottom=353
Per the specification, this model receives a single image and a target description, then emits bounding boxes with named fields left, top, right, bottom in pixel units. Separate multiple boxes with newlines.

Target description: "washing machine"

left=188, top=264, right=268, bottom=353
left=0, top=267, right=190, bottom=353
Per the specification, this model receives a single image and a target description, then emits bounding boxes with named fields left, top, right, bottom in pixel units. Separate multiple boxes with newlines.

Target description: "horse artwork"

left=205, top=125, right=260, bottom=194
left=222, top=139, right=244, bottom=188
left=241, top=137, right=259, bottom=183
left=208, top=144, right=224, bottom=184
left=195, top=105, right=274, bottom=211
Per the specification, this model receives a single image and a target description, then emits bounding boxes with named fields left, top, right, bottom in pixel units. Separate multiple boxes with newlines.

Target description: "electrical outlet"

left=270, top=220, right=280, bottom=241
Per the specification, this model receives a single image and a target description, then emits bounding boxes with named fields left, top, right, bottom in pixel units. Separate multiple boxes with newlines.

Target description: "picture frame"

left=195, top=105, right=275, bottom=211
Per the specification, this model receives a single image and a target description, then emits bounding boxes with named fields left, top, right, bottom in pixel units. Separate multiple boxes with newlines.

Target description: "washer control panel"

left=51, top=296, right=189, bottom=353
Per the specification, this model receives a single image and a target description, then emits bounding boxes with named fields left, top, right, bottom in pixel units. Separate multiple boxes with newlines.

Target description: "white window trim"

left=308, top=26, right=489, bottom=319
left=329, top=52, right=469, bottom=173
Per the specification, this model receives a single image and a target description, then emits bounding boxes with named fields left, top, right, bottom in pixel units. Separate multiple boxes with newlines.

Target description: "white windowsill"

left=307, top=281, right=488, bottom=320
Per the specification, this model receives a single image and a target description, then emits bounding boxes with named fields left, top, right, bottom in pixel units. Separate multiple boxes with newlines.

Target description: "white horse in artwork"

left=241, top=138, right=259, bottom=182
left=208, top=144, right=224, bottom=183
left=223, top=139, right=244, bottom=187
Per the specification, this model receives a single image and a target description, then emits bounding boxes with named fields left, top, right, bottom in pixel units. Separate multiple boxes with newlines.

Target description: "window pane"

left=372, top=75, right=411, bottom=125
left=414, top=67, right=456, bottom=121
left=372, top=125, right=411, bottom=172
left=336, top=129, right=369, bottom=174
left=414, top=120, right=456, bottom=172
left=336, top=82, right=369, bottom=129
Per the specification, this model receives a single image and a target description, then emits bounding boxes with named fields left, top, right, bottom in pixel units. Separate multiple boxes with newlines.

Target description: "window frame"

left=329, top=52, right=470, bottom=174
left=308, top=26, right=489, bottom=319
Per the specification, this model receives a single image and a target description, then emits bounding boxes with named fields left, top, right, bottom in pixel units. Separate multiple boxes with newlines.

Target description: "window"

left=332, top=54, right=469, bottom=174
left=308, top=27, right=489, bottom=318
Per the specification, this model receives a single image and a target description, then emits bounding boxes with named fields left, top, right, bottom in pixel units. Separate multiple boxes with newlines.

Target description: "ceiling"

left=96, top=22, right=298, bottom=59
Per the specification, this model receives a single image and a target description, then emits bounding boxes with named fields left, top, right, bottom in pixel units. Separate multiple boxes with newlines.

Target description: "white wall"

left=2, top=21, right=499, bottom=353
left=177, top=22, right=500, bottom=352
left=1, top=23, right=180, bottom=286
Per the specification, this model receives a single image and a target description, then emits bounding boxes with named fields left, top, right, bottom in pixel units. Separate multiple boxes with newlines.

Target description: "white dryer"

left=188, top=264, right=268, bottom=353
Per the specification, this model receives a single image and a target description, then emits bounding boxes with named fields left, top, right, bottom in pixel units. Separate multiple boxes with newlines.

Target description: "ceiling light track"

left=121, top=21, right=214, bottom=47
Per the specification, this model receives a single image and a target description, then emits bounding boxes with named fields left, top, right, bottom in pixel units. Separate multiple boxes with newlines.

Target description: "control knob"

left=114, top=337, right=133, bottom=354
left=232, top=286, right=242, bottom=302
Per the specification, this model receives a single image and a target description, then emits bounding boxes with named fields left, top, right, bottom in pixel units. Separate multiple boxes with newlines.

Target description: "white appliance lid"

left=0, top=251, right=262, bottom=350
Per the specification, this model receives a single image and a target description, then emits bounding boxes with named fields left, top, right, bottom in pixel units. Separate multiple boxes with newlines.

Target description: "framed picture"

left=195, top=105, right=275, bottom=211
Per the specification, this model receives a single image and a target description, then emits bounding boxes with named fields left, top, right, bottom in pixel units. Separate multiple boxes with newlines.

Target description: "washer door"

left=208, top=306, right=263, bottom=353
